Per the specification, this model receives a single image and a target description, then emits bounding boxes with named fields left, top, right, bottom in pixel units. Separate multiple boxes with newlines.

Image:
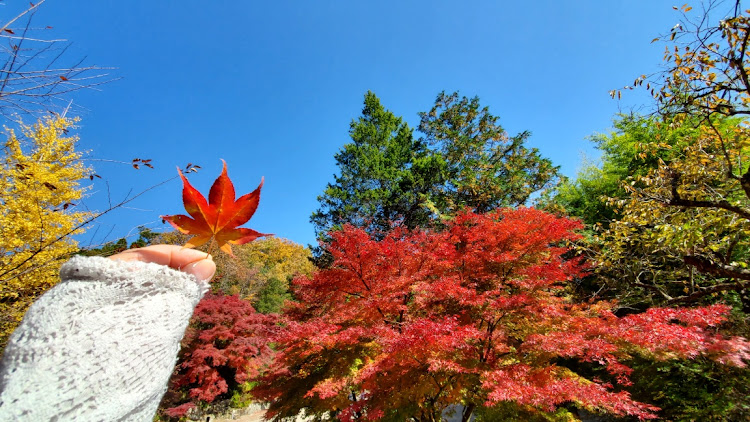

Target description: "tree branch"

left=668, top=171, right=750, bottom=219
left=684, top=254, right=750, bottom=281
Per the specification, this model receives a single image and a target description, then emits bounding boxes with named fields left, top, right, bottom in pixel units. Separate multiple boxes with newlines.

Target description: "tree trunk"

left=461, top=403, right=475, bottom=422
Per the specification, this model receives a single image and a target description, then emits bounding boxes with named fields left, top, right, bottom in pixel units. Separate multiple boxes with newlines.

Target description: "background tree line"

left=311, top=90, right=560, bottom=241
left=294, top=1, right=750, bottom=420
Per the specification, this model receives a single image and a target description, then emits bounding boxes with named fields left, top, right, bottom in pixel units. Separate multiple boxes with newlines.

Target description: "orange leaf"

left=161, top=160, right=269, bottom=256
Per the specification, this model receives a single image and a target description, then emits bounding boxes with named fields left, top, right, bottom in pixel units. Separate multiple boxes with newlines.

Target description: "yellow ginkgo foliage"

left=0, top=117, right=90, bottom=348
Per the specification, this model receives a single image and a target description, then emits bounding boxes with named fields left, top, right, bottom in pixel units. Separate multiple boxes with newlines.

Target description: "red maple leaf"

left=162, top=160, right=269, bottom=255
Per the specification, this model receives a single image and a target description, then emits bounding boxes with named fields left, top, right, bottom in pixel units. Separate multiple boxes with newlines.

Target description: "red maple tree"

left=255, top=208, right=749, bottom=421
left=162, top=293, right=277, bottom=417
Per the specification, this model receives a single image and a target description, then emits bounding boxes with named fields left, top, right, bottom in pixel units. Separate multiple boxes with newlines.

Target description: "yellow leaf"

left=0, top=117, right=91, bottom=348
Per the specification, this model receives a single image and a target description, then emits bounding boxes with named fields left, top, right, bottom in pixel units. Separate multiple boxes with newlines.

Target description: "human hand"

left=109, top=245, right=216, bottom=281
left=0, top=245, right=216, bottom=420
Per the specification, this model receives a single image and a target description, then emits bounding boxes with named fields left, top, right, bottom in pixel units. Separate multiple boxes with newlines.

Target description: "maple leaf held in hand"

left=162, top=160, right=269, bottom=256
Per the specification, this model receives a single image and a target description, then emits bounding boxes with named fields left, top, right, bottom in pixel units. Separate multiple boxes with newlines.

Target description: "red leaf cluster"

left=255, top=208, right=749, bottom=421
left=164, top=293, right=277, bottom=416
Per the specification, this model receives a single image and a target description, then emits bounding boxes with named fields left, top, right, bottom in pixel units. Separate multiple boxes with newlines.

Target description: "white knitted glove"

left=0, top=256, right=209, bottom=422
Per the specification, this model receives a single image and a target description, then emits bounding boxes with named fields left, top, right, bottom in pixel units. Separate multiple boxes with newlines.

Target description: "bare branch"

left=0, top=1, right=117, bottom=119
left=0, top=0, right=44, bottom=35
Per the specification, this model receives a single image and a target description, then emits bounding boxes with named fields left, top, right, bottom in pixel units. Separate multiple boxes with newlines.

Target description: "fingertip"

left=187, top=260, right=216, bottom=281
left=174, top=247, right=212, bottom=263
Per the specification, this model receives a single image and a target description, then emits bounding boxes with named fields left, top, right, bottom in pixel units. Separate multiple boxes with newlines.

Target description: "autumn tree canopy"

left=546, top=113, right=750, bottom=420
left=546, top=3, right=750, bottom=418
left=160, top=293, right=277, bottom=419
left=592, top=2, right=750, bottom=309
left=155, top=231, right=314, bottom=312
left=548, top=114, right=698, bottom=230
left=256, top=208, right=749, bottom=422
left=0, top=117, right=90, bottom=348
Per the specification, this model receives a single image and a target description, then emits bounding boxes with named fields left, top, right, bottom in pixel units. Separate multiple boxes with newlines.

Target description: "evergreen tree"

left=418, top=91, right=560, bottom=213
left=311, top=91, right=445, bottom=238
left=312, top=91, right=561, bottom=241
left=255, top=276, right=290, bottom=314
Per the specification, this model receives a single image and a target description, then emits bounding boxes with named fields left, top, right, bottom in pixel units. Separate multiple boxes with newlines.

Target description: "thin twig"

left=0, top=176, right=178, bottom=284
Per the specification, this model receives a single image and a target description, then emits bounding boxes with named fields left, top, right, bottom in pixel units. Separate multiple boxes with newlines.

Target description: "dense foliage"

left=545, top=3, right=750, bottom=419
left=597, top=117, right=750, bottom=308
left=150, top=235, right=314, bottom=417
left=551, top=114, right=750, bottom=420
left=5, top=3, right=750, bottom=421
left=312, top=91, right=559, bottom=240
left=566, top=1, right=750, bottom=310
left=550, top=114, right=698, bottom=230
left=256, top=208, right=749, bottom=421
left=418, top=91, right=560, bottom=213
left=0, top=117, right=90, bottom=348
left=311, top=91, right=445, bottom=237
left=156, top=231, right=314, bottom=313
left=160, top=293, right=277, bottom=418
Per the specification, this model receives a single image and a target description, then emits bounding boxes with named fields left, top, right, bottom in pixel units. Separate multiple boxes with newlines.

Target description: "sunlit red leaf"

left=162, top=160, right=269, bottom=256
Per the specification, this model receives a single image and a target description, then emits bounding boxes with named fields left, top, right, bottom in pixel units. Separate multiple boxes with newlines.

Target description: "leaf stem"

left=205, top=236, right=216, bottom=260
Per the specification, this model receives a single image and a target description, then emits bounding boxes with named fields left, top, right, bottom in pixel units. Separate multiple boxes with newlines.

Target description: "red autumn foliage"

left=164, top=293, right=277, bottom=417
left=162, top=160, right=269, bottom=256
left=255, top=208, right=749, bottom=421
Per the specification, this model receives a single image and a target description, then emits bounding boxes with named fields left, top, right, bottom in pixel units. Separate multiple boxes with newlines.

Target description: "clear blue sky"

left=9, top=1, right=687, bottom=247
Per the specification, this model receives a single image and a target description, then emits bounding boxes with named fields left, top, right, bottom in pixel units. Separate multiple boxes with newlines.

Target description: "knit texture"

left=0, top=256, right=209, bottom=421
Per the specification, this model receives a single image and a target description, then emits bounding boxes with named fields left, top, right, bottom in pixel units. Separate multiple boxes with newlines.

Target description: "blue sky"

left=8, top=1, right=687, bottom=247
